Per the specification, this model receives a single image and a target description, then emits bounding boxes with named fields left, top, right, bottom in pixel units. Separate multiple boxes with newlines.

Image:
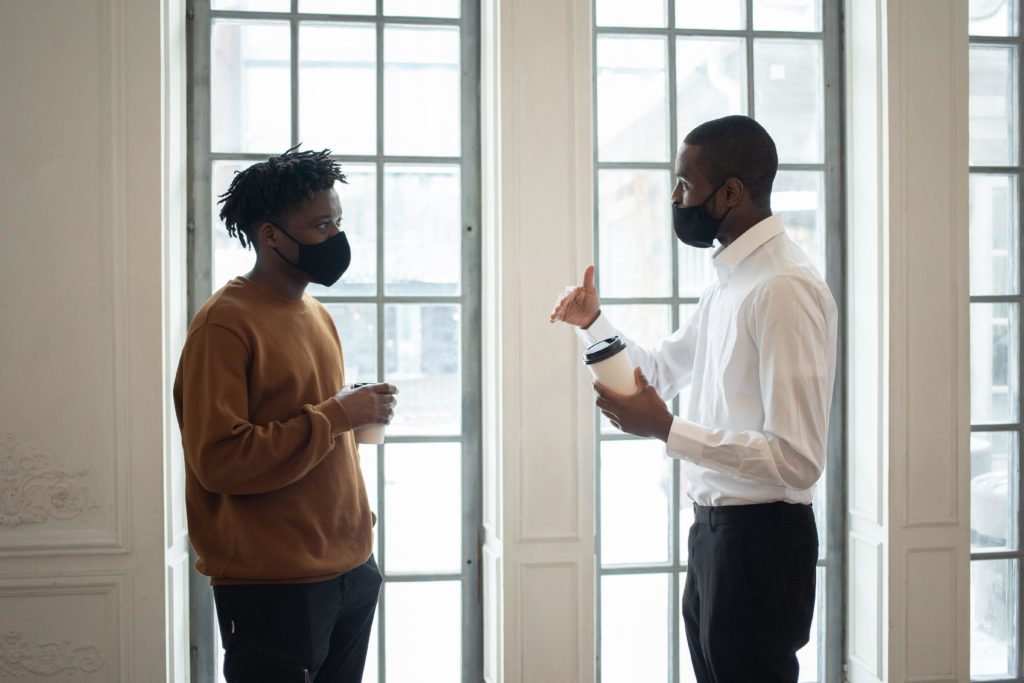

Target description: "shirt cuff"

left=575, top=311, right=619, bottom=347
left=316, top=397, right=353, bottom=437
left=666, top=416, right=711, bottom=461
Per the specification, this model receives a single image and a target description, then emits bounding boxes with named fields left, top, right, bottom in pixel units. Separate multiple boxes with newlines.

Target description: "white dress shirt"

left=579, top=215, right=838, bottom=506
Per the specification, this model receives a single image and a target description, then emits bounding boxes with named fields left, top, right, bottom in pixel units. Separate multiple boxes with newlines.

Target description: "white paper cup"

left=354, top=424, right=386, bottom=445
left=352, top=383, right=387, bottom=445
left=584, top=336, right=638, bottom=395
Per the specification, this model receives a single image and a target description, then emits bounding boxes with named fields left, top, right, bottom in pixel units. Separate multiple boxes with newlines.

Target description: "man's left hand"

left=595, top=368, right=674, bottom=442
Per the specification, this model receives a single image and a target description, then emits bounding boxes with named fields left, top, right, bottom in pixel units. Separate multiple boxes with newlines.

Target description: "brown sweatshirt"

left=173, top=276, right=373, bottom=585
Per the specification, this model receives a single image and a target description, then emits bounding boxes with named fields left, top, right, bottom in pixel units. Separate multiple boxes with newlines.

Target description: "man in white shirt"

left=551, top=116, right=838, bottom=682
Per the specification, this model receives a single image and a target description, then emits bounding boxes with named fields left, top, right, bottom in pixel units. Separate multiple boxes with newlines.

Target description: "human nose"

left=671, top=181, right=683, bottom=207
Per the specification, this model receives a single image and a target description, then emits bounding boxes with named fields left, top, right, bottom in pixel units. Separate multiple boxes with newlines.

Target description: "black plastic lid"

left=584, top=336, right=626, bottom=365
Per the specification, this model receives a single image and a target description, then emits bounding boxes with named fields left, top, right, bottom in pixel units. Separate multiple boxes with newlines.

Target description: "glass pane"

left=597, top=0, right=666, bottom=27
left=970, top=0, right=1018, bottom=37
left=384, top=443, right=461, bottom=573
left=213, top=0, right=287, bottom=10
left=753, top=0, right=822, bottom=32
left=676, top=0, right=744, bottom=29
left=677, top=304, right=700, bottom=414
left=814, top=457, right=828, bottom=558
left=385, top=581, right=461, bottom=681
left=774, top=170, right=826, bottom=277
left=598, top=169, right=673, bottom=297
left=678, top=245, right=715, bottom=298
left=211, top=21, right=291, bottom=154
left=676, top=37, right=748, bottom=141
left=754, top=39, right=824, bottom=164
left=211, top=161, right=257, bottom=290
left=384, top=26, right=460, bottom=156
left=971, top=303, right=1020, bottom=423
left=384, top=0, right=460, bottom=18
left=358, top=443, right=380, bottom=559
left=678, top=462, right=696, bottom=564
left=385, top=304, right=461, bottom=435
left=308, top=167, right=378, bottom=297
left=970, top=45, right=1019, bottom=167
left=299, top=24, right=376, bottom=156
left=796, top=567, right=824, bottom=682
left=970, top=174, right=1019, bottom=297
left=326, top=303, right=378, bottom=381
left=597, top=36, right=669, bottom=162
left=384, top=165, right=461, bottom=296
left=601, top=574, right=671, bottom=682
left=300, top=0, right=374, bottom=14
left=971, top=559, right=1019, bottom=679
left=600, top=440, right=673, bottom=566
left=971, top=431, right=1019, bottom=552
left=599, top=305, right=672, bottom=434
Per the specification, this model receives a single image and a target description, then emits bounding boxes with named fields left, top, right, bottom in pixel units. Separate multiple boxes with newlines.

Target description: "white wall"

left=846, top=1, right=971, bottom=682
left=0, top=0, right=188, bottom=681
left=482, top=0, right=596, bottom=680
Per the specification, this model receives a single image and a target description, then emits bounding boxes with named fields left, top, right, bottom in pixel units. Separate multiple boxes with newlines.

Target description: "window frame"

left=970, top=4, right=1024, bottom=680
left=185, top=1, right=483, bottom=680
left=590, top=1, right=846, bottom=681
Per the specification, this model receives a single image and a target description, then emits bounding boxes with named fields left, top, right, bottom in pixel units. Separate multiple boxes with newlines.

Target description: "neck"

left=246, top=255, right=309, bottom=300
left=716, top=206, right=772, bottom=248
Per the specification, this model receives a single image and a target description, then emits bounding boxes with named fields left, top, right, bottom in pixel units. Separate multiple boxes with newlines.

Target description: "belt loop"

left=709, top=507, right=715, bottom=532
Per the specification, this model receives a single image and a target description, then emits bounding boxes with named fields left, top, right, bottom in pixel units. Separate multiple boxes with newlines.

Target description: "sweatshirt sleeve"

left=176, top=323, right=352, bottom=495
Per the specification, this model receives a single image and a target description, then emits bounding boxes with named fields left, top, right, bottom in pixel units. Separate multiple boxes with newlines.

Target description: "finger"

left=634, top=367, right=649, bottom=387
left=596, top=398, right=615, bottom=413
left=376, top=384, right=398, bottom=394
left=582, top=264, right=596, bottom=291
left=592, top=380, right=611, bottom=398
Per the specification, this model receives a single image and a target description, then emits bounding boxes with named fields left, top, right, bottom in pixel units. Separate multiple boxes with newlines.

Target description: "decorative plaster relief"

left=0, top=434, right=97, bottom=527
left=0, top=630, right=103, bottom=677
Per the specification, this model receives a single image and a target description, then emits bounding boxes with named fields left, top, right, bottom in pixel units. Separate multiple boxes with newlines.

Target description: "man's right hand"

left=335, top=383, right=399, bottom=430
left=549, top=264, right=602, bottom=329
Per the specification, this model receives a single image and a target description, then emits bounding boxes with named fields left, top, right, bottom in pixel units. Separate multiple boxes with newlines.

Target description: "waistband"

left=692, top=501, right=814, bottom=528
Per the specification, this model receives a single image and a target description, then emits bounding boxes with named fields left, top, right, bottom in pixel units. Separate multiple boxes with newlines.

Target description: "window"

left=186, top=1, right=482, bottom=681
left=591, top=1, right=843, bottom=680
left=969, top=1, right=1024, bottom=679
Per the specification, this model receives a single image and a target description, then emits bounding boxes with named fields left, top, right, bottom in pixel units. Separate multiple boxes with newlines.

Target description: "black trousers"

left=683, top=502, right=818, bottom=683
left=213, top=557, right=382, bottom=683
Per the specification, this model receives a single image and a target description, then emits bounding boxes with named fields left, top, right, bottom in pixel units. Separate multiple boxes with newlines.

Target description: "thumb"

left=582, top=264, right=596, bottom=291
left=634, top=367, right=649, bottom=387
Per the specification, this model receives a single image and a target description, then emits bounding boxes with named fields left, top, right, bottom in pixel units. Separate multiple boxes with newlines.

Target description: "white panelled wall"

left=481, top=0, right=596, bottom=680
left=0, top=0, right=189, bottom=682
left=846, top=1, right=971, bottom=682
left=0, top=0, right=975, bottom=681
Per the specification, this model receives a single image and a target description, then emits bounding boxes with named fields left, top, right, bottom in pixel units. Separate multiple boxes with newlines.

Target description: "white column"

left=0, top=0, right=187, bottom=680
left=846, top=2, right=971, bottom=681
left=482, top=0, right=597, bottom=680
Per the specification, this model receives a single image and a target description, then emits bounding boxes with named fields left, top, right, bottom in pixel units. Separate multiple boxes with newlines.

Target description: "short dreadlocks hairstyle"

left=218, top=147, right=347, bottom=249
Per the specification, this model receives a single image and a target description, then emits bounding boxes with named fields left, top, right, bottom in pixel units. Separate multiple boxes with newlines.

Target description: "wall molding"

left=0, top=572, right=130, bottom=682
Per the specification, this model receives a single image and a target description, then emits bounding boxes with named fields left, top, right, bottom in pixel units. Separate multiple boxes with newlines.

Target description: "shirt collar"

left=712, top=215, right=785, bottom=281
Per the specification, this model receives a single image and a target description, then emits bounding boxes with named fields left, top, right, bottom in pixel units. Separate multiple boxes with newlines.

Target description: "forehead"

left=675, top=144, right=705, bottom=182
left=290, top=186, right=342, bottom=220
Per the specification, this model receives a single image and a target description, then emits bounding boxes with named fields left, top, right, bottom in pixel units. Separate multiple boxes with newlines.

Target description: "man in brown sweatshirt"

left=173, top=148, right=397, bottom=683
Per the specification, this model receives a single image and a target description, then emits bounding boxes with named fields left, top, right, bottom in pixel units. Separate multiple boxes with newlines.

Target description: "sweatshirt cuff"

left=575, top=311, right=619, bottom=347
left=317, top=397, right=353, bottom=437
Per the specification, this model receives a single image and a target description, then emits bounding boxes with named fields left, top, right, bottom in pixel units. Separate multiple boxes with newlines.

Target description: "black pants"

left=213, top=557, right=382, bottom=683
left=683, top=502, right=818, bottom=683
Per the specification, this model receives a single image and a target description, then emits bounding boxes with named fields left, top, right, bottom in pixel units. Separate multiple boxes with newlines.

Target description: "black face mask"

left=672, top=181, right=733, bottom=249
left=271, top=225, right=352, bottom=287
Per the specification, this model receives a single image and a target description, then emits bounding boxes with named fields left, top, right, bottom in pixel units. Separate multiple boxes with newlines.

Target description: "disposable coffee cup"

left=352, top=383, right=387, bottom=445
left=584, top=336, right=638, bottom=395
